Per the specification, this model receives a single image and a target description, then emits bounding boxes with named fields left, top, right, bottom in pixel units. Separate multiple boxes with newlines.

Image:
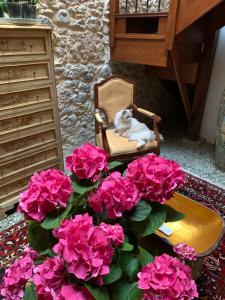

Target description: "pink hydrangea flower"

left=18, top=169, right=73, bottom=222
left=33, top=256, right=65, bottom=299
left=66, top=143, right=108, bottom=182
left=138, top=254, right=198, bottom=300
left=126, top=154, right=185, bottom=204
left=88, top=172, right=140, bottom=219
left=53, top=213, right=114, bottom=285
left=100, top=223, right=124, bottom=247
left=173, top=243, right=197, bottom=261
left=58, top=284, right=93, bottom=300
left=0, top=248, right=37, bottom=300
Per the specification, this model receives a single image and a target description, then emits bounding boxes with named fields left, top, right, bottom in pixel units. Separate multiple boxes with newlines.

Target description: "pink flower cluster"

left=100, top=223, right=124, bottom=247
left=88, top=172, right=140, bottom=219
left=18, top=169, right=73, bottom=222
left=173, top=243, right=197, bottom=261
left=126, top=154, right=185, bottom=204
left=33, top=256, right=93, bottom=300
left=0, top=248, right=37, bottom=300
left=53, top=213, right=115, bottom=285
left=66, top=143, right=108, bottom=182
left=138, top=254, right=198, bottom=300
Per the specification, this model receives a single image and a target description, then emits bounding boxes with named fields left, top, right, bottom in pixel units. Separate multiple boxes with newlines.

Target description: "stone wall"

left=38, top=0, right=174, bottom=157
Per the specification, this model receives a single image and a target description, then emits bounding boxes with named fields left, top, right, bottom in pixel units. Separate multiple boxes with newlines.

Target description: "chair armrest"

left=95, top=109, right=107, bottom=128
left=137, top=107, right=161, bottom=123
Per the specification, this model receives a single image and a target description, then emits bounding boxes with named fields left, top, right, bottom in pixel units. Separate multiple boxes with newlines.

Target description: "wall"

left=200, top=27, right=225, bottom=144
left=38, top=0, right=173, bottom=157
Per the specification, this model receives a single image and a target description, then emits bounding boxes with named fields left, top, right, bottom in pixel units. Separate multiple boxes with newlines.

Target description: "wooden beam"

left=109, top=0, right=119, bottom=48
left=166, top=0, right=180, bottom=50
left=170, top=48, right=192, bottom=123
left=188, top=32, right=219, bottom=140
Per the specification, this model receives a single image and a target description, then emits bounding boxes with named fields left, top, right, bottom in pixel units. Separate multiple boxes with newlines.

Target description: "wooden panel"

left=0, top=63, right=50, bottom=85
left=0, top=129, right=57, bottom=162
left=176, top=0, right=222, bottom=34
left=0, top=109, right=54, bottom=138
left=111, top=38, right=168, bottom=67
left=0, top=37, right=46, bottom=56
left=0, top=87, right=52, bottom=113
left=0, top=147, right=59, bottom=180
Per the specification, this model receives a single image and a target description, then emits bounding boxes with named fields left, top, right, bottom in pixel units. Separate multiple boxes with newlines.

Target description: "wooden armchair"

left=94, top=76, right=161, bottom=160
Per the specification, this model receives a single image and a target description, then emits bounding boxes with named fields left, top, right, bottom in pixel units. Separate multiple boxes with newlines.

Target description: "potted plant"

left=0, top=144, right=199, bottom=300
left=7, top=0, right=22, bottom=18
left=0, top=0, right=8, bottom=17
left=22, top=0, right=38, bottom=19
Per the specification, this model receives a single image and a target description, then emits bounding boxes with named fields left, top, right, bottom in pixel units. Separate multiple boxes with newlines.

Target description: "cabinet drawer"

left=0, top=129, right=57, bottom=161
left=0, top=147, right=59, bottom=180
left=0, top=87, right=52, bottom=113
left=0, top=163, right=61, bottom=204
left=0, top=62, right=50, bottom=85
left=0, top=37, right=47, bottom=57
left=0, top=109, right=54, bottom=138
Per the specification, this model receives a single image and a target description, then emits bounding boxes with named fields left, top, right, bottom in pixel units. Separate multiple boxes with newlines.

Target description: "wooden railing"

left=122, top=0, right=164, bottom=14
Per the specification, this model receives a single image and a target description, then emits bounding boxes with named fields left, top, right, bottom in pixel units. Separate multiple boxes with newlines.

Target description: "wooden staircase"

left=109, top=0, right=225, bottom=140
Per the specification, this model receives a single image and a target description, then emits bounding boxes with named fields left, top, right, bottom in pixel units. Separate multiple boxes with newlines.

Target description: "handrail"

left=123, top=0, right=164, bottom=14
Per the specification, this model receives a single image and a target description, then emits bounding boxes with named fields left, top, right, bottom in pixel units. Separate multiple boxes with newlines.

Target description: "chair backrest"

left=94, top=76, right=135, bottom=123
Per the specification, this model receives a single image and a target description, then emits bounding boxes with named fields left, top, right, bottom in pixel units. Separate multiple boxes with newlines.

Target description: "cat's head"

left=121, top=109, right=133, bottom=122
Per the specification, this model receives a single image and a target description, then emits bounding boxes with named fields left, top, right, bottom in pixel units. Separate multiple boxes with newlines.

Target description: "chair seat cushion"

left=96, top=129, right=158, bottom=156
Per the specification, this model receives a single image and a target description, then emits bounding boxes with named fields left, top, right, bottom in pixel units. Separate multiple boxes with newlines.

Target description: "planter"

left=7, top=2, right=22, bottom=18
left=215, top=89, right=225, bottom=170
left=22, top=3, right=36, bottom=19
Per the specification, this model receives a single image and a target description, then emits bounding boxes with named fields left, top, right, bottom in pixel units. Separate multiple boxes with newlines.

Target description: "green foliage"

left=114, top=280, right=142, bottom=300
left=104, top=265, right=122, bottom=285
left=71, top=175, right=100, bottom=195
left=0, top=0, right=8, bottom=13
left=84, top=284, right=110, bottom=300
left=121, top=241, right=134, bottom=252
left=28, top=221, right=52, bottom=251
left=109, top=161, right=124, bottom=171
left=164, top=204, right=186, bottom=222
left=135, top=203, right=166, bottom=237
left=41, top=193, right=82, bottom=230
left=23, top=282, right=36, bottom=300
left=129, top=200, right=152, bottom=222
left=138, top=246, right=154, bottom=267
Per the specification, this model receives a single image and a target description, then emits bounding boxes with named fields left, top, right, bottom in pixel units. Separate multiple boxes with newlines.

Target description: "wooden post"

left=170, top=48, right=192, bottom=124
left=109, top=0, right=119, bottom=48
left=188, top=32, right=219, bottom=140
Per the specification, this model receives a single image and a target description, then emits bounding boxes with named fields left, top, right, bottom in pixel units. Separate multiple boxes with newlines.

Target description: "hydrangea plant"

left=0, top=143, right=198, bottom=300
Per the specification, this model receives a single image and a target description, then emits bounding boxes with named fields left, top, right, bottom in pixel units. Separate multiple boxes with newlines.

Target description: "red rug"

left=0, top=173, right=224, bottom=299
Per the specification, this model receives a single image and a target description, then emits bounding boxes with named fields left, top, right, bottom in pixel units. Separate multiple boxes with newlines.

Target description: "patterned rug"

left=0, top=173, right=224, bottom=299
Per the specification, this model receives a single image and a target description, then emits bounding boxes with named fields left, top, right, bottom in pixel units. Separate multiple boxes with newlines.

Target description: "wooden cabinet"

left=0, top=23, right=63, bottom=218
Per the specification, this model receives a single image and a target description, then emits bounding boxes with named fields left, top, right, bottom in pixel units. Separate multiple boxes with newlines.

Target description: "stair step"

left=115, top=33, right=166, bottom=40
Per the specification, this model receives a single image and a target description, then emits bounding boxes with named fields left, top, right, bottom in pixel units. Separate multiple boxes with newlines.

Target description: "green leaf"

left=28, top=221, right=51, bottom=251
left=138, top=246, right=154, bottom=266
left=71, top=175, right=100, bottom=195
left=125, top=258, right=140, bottom=281
left=104, top=264, right=122, bottom=285
left=23, top=282, right=36, bottom=300
left=130, top=200, right=152, bottom=222
left=41, top=193, right=81, bottom=230
left=121, top=241, right=134, bottom=252
left=164, top=204, right=186, bottom=222
left=109, top=161, right=123, bottom=170
left=135, top=203, right=166, bottom=237
left=114, top=280, right=141, bottom=300
left=84, top=284, right=110, bottom=300
left=120, top=252, right=135, bottom=271
left=39, top=249, right=56, bottom=258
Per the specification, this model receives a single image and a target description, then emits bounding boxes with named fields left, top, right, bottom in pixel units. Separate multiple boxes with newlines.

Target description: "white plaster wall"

left=200, top=27, right=225, bottom=144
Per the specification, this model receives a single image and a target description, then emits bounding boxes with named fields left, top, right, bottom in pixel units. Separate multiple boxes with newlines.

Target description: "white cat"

left=114, top=109, right=163, bottom=149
